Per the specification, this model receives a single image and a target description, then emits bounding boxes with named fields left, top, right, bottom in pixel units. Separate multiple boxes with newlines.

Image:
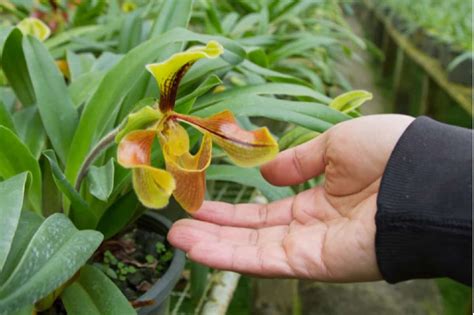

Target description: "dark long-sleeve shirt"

left=376, top=116, right=472, bottom=286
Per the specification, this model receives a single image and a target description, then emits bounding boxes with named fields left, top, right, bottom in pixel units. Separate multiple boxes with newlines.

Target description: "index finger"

left=193, top=198, right=294, bottom=228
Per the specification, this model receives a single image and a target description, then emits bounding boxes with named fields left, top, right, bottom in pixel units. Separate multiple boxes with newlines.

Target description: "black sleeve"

left=376, top=116, right=472, bottom=286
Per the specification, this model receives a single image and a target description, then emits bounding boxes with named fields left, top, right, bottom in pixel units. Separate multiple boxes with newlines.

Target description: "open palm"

left=168, top=115, right=414, bottom=282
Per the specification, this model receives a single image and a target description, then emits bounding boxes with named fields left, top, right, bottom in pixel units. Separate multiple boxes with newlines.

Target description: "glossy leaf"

left=0, top=126, right=42, bottom=213
left=0, top=173, right=28, bottom=273
left=2, top=29, right=36, bottom=107
left=13, top=107, right=46, bottom=159
left=174, top=74, right=222, bottom=113
left=0, top=211, right=43, bottom=285
left=149, top=0, right=193, bottom=36
left=0, top=214, right=103, bottom=315
left=279, top=126, right=319, bottom=151
left=176, top=110, right=279, bottom=167
left=23, top=35, right=79, bottom=163
left=193, top=82, right=331, bottom=111
left=68, top=71, right=104, bottom=108
left=61, top=265, right=136, bottom=315
left=96, top=191, right=140, bottom=240
left=87, top=158, right=114, bottom=202
left=206, top=165, right=293, bottom=202
left=193, top=95, right=350, bottom=133
left=66, top=51, right=95, bottom=81
left=43, top=150, right=97, bottom=230
left=118, top=11, right=142, bottom=53
left=329, top=90, right=373, bottom=113
left=0, top=101, right=15, bottom=132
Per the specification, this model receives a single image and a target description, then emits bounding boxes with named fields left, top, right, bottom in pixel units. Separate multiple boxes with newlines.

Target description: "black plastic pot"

left=136, top=212, right=186, bottom=315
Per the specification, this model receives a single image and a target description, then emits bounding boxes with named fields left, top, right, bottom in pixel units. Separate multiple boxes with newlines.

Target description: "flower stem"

left=74, top=128, right=119, bottom=191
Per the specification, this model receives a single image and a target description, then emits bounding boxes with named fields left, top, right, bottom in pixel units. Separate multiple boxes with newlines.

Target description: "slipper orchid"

left=117, top=41, right=278, bottom=212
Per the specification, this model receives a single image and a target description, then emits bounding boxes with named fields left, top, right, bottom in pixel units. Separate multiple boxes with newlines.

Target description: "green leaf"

left=1, top=29, right=36, bottom=107
left=96, top=191, right=140, bottom=240
left=0, top=101, right=15, bottom=132
left=118, top=11, right=142, bottom=53
left=329, top=90, right=373, bottom=113
left=268, top=34, right=337, bottom=64
left=23, top=35, right=79, bottom=163
left=0, top=214, right=103, bottom=315
left=66, top=51, right=95, bottom=81
left=0, top=211, right=43, bottom=285
left=13, top=107, right=46, bottom=159
left=115, top=105, right=161, bottom=143
left=175, top=74, right=222, bottom=113
left=206, top=165, right=293, bottom=202
left=45, top=25, right=99, bottom=49
left=61, top=265, right=137, bottom=315
left=43, top=150, right=97, bottom=229
left=9, top=305, right=34, bottom=315
left=0, top=173, right=28, bottom=273
left=87, top=158, right=114, bottom=202
left=193, top=95, right=350, bottom=133
left=194, top=82, right=331, bottom=111
left=68, top=71, right=104, bottom=108
left=149, top=0, right=193, bottom=36
left=279, top=126, right=319, bottom=151
left=0, top=126, right=42, bottom=213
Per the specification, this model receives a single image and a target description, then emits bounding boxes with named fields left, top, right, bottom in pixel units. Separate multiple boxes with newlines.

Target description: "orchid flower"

left=116, top=41, right=278, bottom=212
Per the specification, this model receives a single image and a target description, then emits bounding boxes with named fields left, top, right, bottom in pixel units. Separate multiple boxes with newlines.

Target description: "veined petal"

left=117, top=130, right=156, bottom=168
left=162, top=133, right=212, bottom=212
left=174, top=111, right=279, bottom=167
left=146, top=41, right=224, bottom=112
left=133, top=165, right=175, bottom=209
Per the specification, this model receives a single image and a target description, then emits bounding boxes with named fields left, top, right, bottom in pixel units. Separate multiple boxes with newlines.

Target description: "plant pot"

left=136, top=212, right=186, bottom=315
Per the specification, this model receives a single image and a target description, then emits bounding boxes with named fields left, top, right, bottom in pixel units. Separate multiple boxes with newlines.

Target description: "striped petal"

left=161, top=126, right=212, bottom=212
left=146, top=41, right=223, bottom=112
left=174, top=111, right=279, bottom=167
left=117, top=130, right=156, bottom=168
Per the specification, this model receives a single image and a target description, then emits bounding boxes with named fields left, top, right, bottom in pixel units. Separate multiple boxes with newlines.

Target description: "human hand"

left=168, top=114, right=414, bottom=282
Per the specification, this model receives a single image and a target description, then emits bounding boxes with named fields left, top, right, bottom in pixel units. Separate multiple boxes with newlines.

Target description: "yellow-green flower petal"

left=174, top=110, right=279, bottom=167
left=146, top=40, right=224, bottom=112
left=17, top=17, right=51, bottom=41
left=132, top=165, right=175, bottom=209
left=161, top=131, right=212, bottom=213
left=117, top=129, right=176, bottom=209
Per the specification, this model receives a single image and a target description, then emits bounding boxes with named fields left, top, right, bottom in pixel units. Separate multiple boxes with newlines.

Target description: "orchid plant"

left=116, top=41, right=279, bottom=212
